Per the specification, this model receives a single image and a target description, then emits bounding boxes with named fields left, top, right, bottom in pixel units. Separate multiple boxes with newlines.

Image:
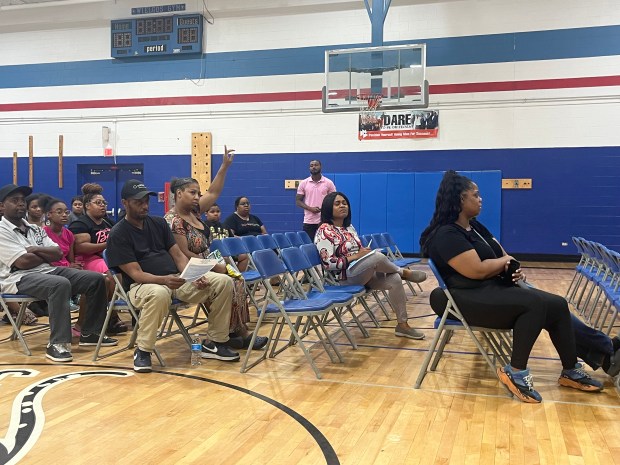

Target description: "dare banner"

left=358, top=110, right=439, bottom=140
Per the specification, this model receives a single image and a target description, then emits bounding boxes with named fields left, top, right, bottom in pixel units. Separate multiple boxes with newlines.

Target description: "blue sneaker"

left=559, top=363, right=603, bottom=392
left=497, top=365, right=542, bottom=403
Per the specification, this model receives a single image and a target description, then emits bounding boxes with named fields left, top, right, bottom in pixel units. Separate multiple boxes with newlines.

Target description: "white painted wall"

left=1, top=0, right=619, bottom=158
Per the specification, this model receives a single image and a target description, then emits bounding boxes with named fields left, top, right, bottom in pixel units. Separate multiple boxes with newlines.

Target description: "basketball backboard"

left=322, top=44, right=428, bottom=113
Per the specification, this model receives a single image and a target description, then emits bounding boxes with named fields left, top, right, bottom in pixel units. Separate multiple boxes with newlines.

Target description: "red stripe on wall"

left=1, top=76, right=619, bottom=112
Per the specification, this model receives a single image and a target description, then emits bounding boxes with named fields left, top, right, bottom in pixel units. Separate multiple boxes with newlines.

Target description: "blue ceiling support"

left=364, top=0, right=392, bottom=46
left=364, top=0, right=392, bottom=94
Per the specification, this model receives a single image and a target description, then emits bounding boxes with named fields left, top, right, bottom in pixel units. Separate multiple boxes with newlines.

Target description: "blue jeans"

left=572, top=313, right=613, bottom=370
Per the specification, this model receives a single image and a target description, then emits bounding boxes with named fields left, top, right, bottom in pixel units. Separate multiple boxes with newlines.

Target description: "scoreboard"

left=111, top=13, right=203, bottom=58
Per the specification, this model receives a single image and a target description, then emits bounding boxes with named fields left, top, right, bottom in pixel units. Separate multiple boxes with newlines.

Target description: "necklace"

left=235, top=212, right=249, bottom=221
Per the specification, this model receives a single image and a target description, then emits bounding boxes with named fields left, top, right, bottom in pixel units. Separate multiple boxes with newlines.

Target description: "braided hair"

left=419, top=170, right=474, bottom=256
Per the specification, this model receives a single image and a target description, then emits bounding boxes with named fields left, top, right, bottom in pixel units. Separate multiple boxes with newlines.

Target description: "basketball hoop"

left=357, top=93, right=383, bottom=112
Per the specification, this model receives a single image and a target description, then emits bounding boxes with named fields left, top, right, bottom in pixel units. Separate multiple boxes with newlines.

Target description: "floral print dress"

left=167, top=213, right=249, bottom=333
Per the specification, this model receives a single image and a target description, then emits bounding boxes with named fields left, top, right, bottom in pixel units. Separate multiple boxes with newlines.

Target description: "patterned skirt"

left=229, top=279, right=250, bottom=333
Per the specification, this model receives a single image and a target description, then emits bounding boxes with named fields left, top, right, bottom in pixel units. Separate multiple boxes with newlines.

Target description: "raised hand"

left=223, top=145, right=235, bottom=167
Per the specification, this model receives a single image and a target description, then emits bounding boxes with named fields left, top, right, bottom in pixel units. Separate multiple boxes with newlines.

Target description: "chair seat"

left=307, top=290, right=354, bottom=304
left=434, top=316, right=462, bottom=328
left=241, top=270, right=261, bottom=282
left=323, top=284, right=366, bottom=294
left=1, top=294, right=37, bottom=300
left=262, top=298, right=333, bottom=314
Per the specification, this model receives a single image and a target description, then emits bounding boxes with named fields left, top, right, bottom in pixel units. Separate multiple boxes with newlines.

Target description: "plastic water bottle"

left=191, top=334, right=202, bottom=366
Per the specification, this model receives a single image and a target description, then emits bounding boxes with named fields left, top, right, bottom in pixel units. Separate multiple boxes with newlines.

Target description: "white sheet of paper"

left=347, top=248, right=378, bottom=270
left=179, top=257, right=218, bottom=282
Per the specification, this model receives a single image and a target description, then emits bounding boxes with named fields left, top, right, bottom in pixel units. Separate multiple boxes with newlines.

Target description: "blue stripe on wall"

left=2, top=25, right=620, bottom=88
left=1, top=146, right=619, bottom=255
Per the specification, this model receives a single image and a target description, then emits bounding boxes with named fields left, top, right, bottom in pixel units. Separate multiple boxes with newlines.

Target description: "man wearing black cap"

left=107, top=179, right=236, bottom=373
left=0, top=184, right=117, bottom=362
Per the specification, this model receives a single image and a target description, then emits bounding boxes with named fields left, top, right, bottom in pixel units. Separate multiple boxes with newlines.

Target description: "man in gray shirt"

left=0, top=184, right=117, bottom=362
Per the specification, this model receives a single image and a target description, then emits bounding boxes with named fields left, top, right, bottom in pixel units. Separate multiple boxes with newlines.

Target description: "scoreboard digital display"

left=111, top=14, right=203, bottom=58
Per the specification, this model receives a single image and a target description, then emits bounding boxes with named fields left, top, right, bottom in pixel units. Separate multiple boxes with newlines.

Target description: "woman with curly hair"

left=420, top=170, right=604, bottom=402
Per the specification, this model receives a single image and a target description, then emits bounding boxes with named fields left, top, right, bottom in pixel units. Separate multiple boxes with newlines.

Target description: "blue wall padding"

left=359, top=173, right=387, bottom=236
left=468, top=170, right=502, bottom=239
left=386, top=173, right=416, bottom=253
left=413, top=172, right=445, bottom=253
left=332, top=173, right=362, bottom=233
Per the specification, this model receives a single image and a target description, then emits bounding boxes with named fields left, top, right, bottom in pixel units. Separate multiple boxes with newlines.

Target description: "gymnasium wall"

left=1, top=0, right=619, bottom=254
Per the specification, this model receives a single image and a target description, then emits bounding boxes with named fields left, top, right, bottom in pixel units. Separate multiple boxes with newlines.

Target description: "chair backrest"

left=285, top=231, right=304, bottom=247
left=382, top=232, right=397, bottom=248
left=222, top=236, right=248, bottom=256
left=272, top=233, right=292, bottom=249
left=300, top=243, right=322, bottom=267
left=427, top=259, right=448, bottom=290
left=370, top=233, right=388, bottom=248
left=281, top=246, right=313, bottom=273
left=209, top=239, right=232, bottom=258
left=241, top=235, right=264, bottom=253
left=360, top=235, right=371, bottom=247
left=102, top=249, right=121, bottom=276
left=258, top=234, right=279, bottom=251
left=252, top=249, right=287, bottom=279
left=297, top=230, right=313, bottom=245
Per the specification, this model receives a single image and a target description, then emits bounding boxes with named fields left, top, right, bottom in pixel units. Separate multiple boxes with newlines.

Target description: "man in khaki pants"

left=107, top=180, right=237, bottom=373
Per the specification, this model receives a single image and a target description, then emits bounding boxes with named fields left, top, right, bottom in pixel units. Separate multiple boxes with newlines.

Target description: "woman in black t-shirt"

left=222, top=196, right=267, bottom=237
left=420, top=170, right=602, bottom=403
left=68, top=183, right=127, bottom=335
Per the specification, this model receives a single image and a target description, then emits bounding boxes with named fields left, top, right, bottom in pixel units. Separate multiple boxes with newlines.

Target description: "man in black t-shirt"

left=107, top=180, right=238, bottom=373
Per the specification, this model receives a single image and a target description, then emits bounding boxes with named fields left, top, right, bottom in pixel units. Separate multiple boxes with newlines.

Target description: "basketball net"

left=357, top=93, right=383, bottom=112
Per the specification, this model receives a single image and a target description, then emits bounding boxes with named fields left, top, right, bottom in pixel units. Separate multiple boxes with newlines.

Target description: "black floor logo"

left=0, top=369, right=132, bottom=464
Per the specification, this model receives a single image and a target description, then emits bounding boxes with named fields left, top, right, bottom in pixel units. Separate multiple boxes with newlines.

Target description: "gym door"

left=78, top=164, right=144, bottom=221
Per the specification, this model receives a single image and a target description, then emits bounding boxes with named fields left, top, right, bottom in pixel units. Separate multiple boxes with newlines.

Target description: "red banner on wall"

left=358, top=110, right=439, bottom=140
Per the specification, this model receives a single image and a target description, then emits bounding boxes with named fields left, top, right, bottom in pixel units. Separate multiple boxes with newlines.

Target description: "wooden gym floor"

left=0, top=264, right=618, bottom=465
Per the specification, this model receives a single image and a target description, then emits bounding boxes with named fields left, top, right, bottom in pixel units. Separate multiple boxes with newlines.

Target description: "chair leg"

left=0, top=300, right=31, bottom=356
left=415, top=324, right=446, bottom=388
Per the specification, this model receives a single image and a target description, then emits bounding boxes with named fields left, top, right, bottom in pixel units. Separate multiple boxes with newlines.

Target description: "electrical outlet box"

left=284, top=180, right=303, bottom=189
left=501, top=178, right=532, bottom=189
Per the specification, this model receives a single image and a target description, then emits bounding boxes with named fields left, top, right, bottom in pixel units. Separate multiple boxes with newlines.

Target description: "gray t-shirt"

left=0, top=217, right=57, bottom=293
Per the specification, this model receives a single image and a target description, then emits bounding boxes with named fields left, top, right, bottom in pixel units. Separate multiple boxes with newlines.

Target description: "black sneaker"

left=242, top=335, right=269, bottom=350
left=79, top=333, right=118, bottom=347
left=133, top=348, right=152, bottom=373
left=46, top=343, right=73, bottom=362
left=201, top=340, right=240, bottom=361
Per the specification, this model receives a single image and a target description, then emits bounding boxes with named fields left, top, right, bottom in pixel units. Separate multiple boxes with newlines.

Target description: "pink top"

left=297, top=175, right=336, bottom=224
left=43, top=226, right=74, bottom=267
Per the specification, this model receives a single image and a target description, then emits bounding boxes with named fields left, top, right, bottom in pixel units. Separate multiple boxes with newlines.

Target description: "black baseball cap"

left=121, top=179, right=157, bottom=200
left=0, top=184, right=33, bottom=203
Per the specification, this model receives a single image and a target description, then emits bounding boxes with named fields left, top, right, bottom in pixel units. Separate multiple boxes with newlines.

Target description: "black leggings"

left=430, top=281, right=577, bottom=370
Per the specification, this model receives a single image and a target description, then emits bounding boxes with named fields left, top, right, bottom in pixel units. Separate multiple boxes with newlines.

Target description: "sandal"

left=2, top=308, right=38, bottom=326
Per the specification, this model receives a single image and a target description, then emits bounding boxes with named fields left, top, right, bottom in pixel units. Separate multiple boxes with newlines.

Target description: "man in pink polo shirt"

left=295, top=160, right=336, bottom=240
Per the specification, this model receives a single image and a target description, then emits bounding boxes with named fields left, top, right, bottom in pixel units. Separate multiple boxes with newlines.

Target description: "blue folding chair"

left=296, top=230, right=313, bottom=245
left=258, top=234, right=279, bottom=252
left=281, top=246, right=363, bottom=347
left=0, top=293, right=39, bottom=355
left=221, top=236, right=263, bottom=309
left=241, top=249, right=341, bottom=379
left=300, top=243, right=390, bottom=327
left=371, top=233, right=420, bottom=296
left=415, top=259, right=513, bottom=390
left=285, top=232, right=304, bottom=248
left=272, top=233, right=293, bottom=250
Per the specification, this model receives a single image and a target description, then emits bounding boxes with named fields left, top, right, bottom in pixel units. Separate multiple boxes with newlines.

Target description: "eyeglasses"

left=90, top=200, right=108, bottom=206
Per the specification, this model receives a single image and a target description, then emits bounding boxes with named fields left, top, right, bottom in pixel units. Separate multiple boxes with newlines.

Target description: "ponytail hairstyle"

left=419, top=170, right=475, bottom=256
left=81, top=183, right=104, bottom=205
left=38, top=195, right=65, bottom=214
left=169, top=177, right=199, bottom=198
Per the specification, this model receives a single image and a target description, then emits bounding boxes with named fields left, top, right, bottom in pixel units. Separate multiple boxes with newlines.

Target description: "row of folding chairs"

left=565, top=237, right=620, bottom=335
left=241, top=247, right=375, bottom=379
